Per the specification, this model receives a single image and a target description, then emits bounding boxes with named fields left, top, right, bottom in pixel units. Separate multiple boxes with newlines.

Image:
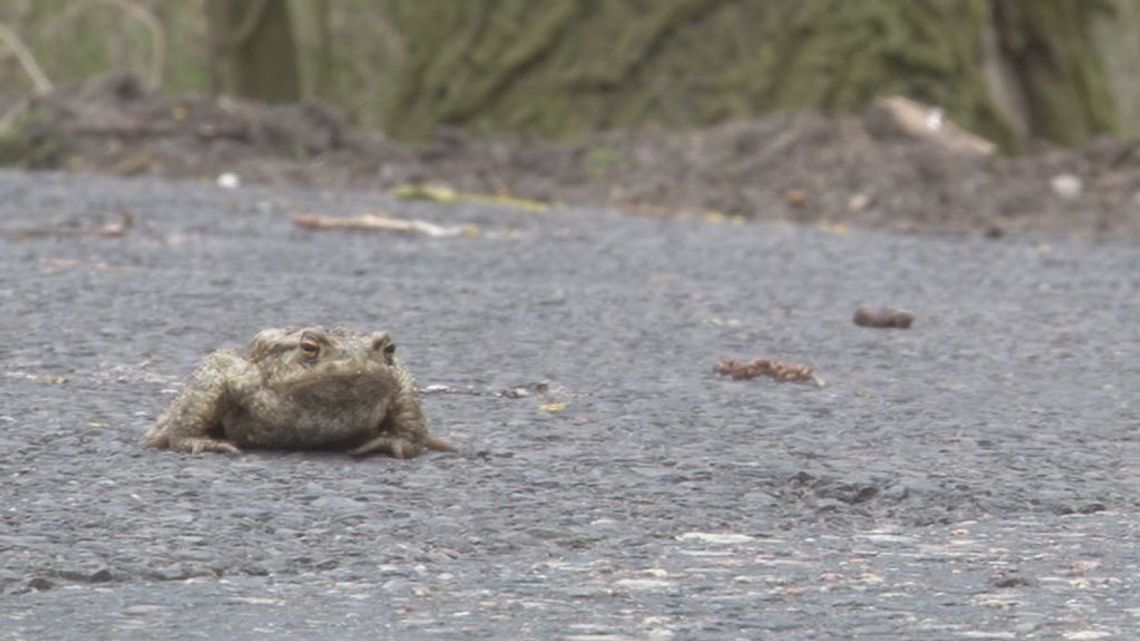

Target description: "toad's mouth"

left=274, top=364, right=392, bottom=395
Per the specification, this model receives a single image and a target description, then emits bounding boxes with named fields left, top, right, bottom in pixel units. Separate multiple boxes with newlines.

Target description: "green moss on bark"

left=383, top=0, right=1113, bottom=149
left=206, top=0, right=301, bottom=103
left=992, top=0, right=1117, bottom=146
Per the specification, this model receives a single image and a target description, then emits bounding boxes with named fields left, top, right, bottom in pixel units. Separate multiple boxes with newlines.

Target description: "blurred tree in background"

left=204, top=0, right=300, bottom=103
left=990, top=0, right=1117, bottom=147
left=383, top=0, right=1119, bottom=150
left=0, top=0, right=1136, bottom=149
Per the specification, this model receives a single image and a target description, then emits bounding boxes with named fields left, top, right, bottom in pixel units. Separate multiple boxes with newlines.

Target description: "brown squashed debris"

left=714, top=357, right=824, bottom=387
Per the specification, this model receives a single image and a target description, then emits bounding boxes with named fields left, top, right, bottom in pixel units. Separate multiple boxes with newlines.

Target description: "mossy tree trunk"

left=382, top=0, right=1117, bottom=149
left=992, top=0, right=1116, bottom=146
left=205, top=0, right=301, bottom=103
left=1095, top=0, right=1140, bottom=137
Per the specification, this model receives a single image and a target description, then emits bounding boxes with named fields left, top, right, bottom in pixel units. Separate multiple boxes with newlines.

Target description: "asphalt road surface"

left=1, top=170, right=1138, bottom=639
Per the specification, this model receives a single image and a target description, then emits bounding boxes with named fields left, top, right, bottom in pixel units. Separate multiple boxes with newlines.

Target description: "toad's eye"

left=299, top=338, right=320, bottom=357
left=371, top=332, right=395, bottom=359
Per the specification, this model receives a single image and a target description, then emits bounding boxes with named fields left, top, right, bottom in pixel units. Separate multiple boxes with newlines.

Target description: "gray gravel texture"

left=1, top=169, right=1138, bottom=639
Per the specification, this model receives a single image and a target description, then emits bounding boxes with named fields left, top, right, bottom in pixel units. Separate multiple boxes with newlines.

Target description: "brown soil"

left=5, top=73, right=1140, bottom=238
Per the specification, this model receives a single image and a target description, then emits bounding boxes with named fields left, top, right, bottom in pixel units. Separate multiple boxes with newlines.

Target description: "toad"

left=145, top=327, right=455, bottom=458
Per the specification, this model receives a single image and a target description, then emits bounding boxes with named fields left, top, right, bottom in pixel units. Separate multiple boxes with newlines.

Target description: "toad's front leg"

left=348, top=368, right=431, bottom=459
left=145, top=349, right=248, bottom=455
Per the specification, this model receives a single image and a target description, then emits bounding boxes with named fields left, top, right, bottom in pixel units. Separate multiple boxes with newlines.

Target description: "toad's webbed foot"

left=169, top=436, right=242, bottom=455
left=349, top=435, right=422, bottom=459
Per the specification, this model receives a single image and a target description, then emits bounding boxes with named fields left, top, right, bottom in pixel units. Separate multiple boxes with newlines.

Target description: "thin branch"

left=40, top=0, right=168, bottom=89
left=0, top=97, right=31, bottom=137
left=106, top=0, right=166, bottom=88
left=0, top=22, right=52, bottom=94
left=209, top=0, right=270, bottom=51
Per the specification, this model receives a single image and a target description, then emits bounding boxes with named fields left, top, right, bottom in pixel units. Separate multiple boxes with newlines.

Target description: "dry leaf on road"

left=391, top=182, right=549, bottom=213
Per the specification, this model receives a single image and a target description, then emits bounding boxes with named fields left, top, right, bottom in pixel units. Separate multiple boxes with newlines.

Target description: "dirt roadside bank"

left=3, top=73, right=1140, bottom=239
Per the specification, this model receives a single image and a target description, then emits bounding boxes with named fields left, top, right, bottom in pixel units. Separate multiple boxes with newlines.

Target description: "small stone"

left=1050, top=174, right=1082, bottom=200
left=240, top=562, right=270, bottom=577
left=990, top=572, right=1033, bottom=588
left=847, top=193, right=871, bottom=212
left=613, top=578, right=672, bottom=590
left=257, top=557, right=291, bottom=574
left=122, top=604, right=172, bottom=615
left=854, top=306, right=915, bottom=329
left=527, top=527, right=565, bottom=540
left=677, top=532, right=754, bottom=544
left=216, top=173, right=241, bottom=189
left=757, top=618, right=802, bottom=632
left=26, top=576, right=54, bottom=591
left=881, top=483, right=909, bottom=500
left=785, top=188, right=809, bottom=207
left=311, top=495, right=367, bottom=516
left=813, top=498, right=844, bottom=512
left=154, top=563, right=211, bottom=581
left=57, top=566, right=115, bottom=583
left=1077, top=502, right=1106, bottom=514
left=857, top=532, right=915, bottom=544
left=1063, top=631, right=1113, bottom=640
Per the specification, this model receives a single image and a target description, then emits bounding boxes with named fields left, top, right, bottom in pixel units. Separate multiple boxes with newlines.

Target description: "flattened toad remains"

left=145, top=327, right=456, bottom=459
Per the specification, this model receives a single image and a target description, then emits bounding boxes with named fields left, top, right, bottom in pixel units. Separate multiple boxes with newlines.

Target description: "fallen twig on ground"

left=714, top=357, right=824, bottom=387
left=620, top=203, right=741, bottom=223
left=391, top=182, right=549, bottom=212
left=853, top=306, right=915, bottom=329
left=4, top=370, right=67, bottom=385
left=866, top=96, right=995, bottom=157
left=38, top=257, right=131, bottom=274
left=2, top=213, right=132, bottom=241
left=290, top=212, right=479, bottom=238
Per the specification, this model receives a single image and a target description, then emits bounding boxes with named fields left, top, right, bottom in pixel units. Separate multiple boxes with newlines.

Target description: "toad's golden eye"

left=300, top=338, right=320, bottom=357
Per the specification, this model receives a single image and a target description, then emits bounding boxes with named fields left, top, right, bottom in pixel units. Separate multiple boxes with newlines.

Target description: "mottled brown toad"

left=145, top=327, right=455, bottom=458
